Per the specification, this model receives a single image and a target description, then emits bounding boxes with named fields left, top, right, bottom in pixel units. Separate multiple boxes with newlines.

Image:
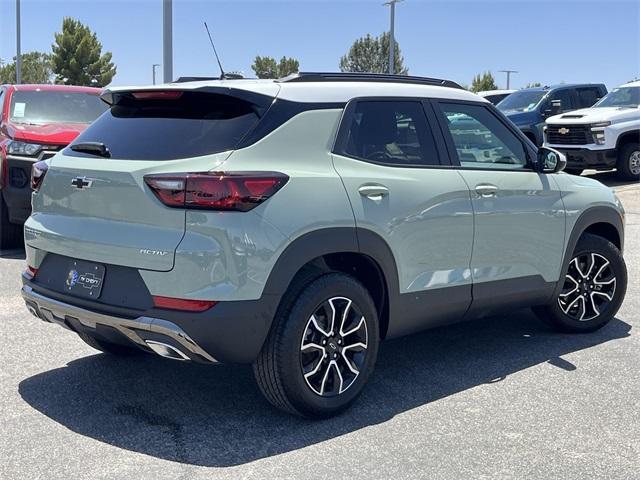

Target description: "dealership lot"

left=1, top=172, right=638, bottom=480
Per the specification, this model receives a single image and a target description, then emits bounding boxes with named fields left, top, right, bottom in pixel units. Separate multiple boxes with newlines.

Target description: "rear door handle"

left=358, top=184, right=389, bottom=200
left=475, top=183, right=498, bottom=198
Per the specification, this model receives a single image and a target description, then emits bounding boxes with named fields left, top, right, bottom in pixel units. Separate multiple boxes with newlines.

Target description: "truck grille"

left=546, top=125, right=591, bottom=145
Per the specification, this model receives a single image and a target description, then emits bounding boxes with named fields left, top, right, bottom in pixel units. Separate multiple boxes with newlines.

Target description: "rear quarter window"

left=66, top=91, right=269, bottom=160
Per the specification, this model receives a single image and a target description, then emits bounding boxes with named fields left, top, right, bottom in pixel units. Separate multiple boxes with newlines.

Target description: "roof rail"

left=277, top=72, right=464, bottom=90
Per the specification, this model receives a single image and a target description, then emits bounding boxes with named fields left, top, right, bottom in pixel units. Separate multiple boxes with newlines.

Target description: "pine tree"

left=51, top=18, right=116, bottom=86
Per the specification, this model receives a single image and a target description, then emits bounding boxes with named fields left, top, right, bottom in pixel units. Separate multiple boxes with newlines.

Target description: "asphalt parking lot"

left=1, top=171, right=638, bottom=480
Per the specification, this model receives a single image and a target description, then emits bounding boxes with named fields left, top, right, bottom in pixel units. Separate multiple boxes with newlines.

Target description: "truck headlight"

left=592, top=130, right=606, bottom=145
left=7, top=140, right=43, bottom=156
left=590, top=122, right=609, bottom=145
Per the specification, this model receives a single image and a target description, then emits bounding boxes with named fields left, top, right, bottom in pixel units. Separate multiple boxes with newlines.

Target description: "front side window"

left=438, top=102, right=528, bottom=170
left=547, top=89, right=574, bottom=113
left=341, top=100, right=440, bottom=166
left=9, top=90, right=107, bottom=124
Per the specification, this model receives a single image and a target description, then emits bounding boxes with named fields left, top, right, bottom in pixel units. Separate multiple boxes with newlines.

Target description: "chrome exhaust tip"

left=145, top=340, right=190, bottom=361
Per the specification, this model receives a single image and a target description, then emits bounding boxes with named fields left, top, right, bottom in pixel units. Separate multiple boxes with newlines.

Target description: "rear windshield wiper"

left=70, top=141, right=111, bottom=158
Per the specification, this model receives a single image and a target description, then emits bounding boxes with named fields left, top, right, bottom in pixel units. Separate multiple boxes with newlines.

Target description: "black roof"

left=278, top=72, right=463, bottom=90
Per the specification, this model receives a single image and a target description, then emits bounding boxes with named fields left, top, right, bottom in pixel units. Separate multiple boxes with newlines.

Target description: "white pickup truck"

left=544, top=80, right=640, bottom=180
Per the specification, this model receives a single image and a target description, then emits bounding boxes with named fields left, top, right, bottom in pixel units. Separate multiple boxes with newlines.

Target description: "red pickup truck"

left=0, top=84, right=107, bottom=249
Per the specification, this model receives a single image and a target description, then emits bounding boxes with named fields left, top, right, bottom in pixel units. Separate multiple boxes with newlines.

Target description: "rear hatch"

left=26, top=84, right=279, bottom=271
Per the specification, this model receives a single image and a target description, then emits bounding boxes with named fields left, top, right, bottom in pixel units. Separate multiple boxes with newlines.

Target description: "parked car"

left=477, top=89, right=515, bottom=105
left=497, top=84, right=607, bottom=146
left=543, top=80, right=640, bottom=179
left=21, top=73, right=627, bottom=418
left=0, top=84, right=107, bottom=249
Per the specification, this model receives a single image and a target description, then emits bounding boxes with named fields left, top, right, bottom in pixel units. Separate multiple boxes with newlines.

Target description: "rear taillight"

left=144, top=172, right=288, bottom=212
left=152, top=295, right=217, bottom=312
left=24, top=265, right=38, bottom=279
left=31, top=160, right=49, bottom=192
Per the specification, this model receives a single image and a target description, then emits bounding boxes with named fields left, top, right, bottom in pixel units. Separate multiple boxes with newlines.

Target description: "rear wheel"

left=564, top=168, right=584, bottom=176
left=77, top=331, right=143, bottom=356
left=616, top=142, right=640, bottom=181
left=253, top=273, right=379, bottom=418
left=0, top=195, right=23, bottom=251
left=534, top=234, right=627, bottom=332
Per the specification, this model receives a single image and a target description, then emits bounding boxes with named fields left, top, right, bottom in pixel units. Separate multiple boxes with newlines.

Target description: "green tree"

left=251, top=56, right=299, bottom=79
left=0, top=52, right=53, bottom=84
left=51, top=17, right=116, bottom=86
left=470, top=71, right=498, bottom=92
left=339, top=32, right=407, bottom=74
left=523, top=82, right=542, bottom=88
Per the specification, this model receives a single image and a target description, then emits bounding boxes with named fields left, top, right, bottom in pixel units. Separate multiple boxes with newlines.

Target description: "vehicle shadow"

left=19, top=309, right=631, bottom=467
left=0, top=247, right=26, bottom=260
left=583, top=170, right=639, bottom=188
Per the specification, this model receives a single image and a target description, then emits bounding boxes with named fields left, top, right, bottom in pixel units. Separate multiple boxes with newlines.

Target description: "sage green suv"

left=21, top=73, right=627, bottom=418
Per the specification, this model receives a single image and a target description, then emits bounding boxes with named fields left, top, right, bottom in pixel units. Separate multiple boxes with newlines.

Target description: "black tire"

left=534, top=234, right=627, bottom=333
left=564, top=168, right=584, bottom=176
left=616, top=142, right=640, bottom=181
left=77, top=331, right=143, bottom=356
left=0, top=194, right=23, bottom=251
left=253, top=273, right=379, bottom=418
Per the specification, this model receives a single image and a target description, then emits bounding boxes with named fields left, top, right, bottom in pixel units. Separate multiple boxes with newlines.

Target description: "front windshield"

left=594, top=87, right=640, bottom=108
left=497, top=90, right=546, bottom=112
left=9, top=90, right=108, bottom=125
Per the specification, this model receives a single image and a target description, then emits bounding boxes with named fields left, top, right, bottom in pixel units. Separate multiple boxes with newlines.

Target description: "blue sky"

left=0, top=0, right=638, bottom=89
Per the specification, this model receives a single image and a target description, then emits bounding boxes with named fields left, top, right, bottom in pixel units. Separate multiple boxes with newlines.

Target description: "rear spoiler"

left=100, top=85, right=279, bottom=109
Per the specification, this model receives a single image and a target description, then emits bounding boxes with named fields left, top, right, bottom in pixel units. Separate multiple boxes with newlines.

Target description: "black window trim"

left=332, top=96, right=451, bottom=169
left=430, top=98, right=540, bottom=173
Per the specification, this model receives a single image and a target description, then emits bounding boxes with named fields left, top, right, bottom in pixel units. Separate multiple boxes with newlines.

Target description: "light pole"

left=499, top=69, right=518, bottom=89
left=163, top=0, right=173, bottom=82
left=383, top=0, right=403, bottom=75
left=16, top=0, right=21, bottom=84
left=152, top=64, right=160, bottom=85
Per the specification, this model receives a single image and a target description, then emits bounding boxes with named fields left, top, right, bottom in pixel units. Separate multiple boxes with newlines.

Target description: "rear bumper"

left=555, top=147, right=617, bottom=170
left=22, top=284, right=219, bottom=363
left=21, top=280, right=280, bottom=364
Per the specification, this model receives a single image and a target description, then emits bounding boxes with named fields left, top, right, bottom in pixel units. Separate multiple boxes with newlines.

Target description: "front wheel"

left=534, top=234, right=627, bottom=333
left=616, top=143, right=640, bottom=181
left=253, top=273, right=379, bottom=418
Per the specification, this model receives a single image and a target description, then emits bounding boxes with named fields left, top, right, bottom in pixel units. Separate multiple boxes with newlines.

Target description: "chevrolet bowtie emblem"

left=558, top=127, right=570, bottom=135
left=71, top=177, right=93, bottom=189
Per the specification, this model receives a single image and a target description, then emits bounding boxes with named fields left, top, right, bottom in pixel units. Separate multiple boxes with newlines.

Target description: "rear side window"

left=66, top=91, right=267, bottom=160
left=576, top=87, right=602, bottom=108
left=339, top=100, right=440, bottom=166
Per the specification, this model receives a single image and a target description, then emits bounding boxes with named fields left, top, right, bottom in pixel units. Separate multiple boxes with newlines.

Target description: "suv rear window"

left=66, top=91, right=268, bottom=160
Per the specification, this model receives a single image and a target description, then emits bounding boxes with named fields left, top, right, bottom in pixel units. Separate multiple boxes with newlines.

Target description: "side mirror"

left=537, top=147, right=567, bottom=173
left=544, top=99, right=562, bottom=117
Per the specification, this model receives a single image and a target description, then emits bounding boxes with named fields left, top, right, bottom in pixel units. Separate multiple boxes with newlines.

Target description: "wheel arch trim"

left=553, top=205, right=624, bottom=300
